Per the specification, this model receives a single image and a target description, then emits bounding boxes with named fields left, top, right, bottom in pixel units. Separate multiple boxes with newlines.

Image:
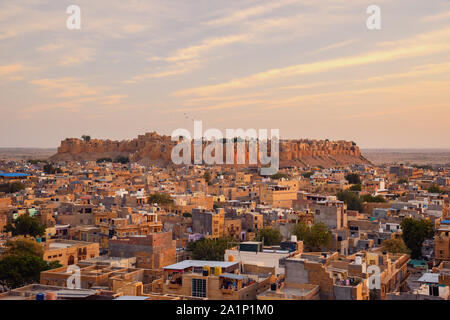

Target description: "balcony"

left=167, top=282, right=181, bottom=289
left=221, top=288, right=234, bottom=295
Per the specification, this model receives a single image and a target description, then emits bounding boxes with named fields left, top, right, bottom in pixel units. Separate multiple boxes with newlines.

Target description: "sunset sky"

left=1, top=0, right=449, bottom=148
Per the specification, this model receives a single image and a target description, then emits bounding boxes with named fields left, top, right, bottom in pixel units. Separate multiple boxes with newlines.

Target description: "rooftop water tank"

left=45, top=292, right=56, bottom=300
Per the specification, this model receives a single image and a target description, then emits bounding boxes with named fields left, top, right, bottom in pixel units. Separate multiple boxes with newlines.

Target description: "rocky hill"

left=50, top=132, right=370, bottom=168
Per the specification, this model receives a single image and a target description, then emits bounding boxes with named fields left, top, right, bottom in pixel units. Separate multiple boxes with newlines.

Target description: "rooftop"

left=163, top=260, right=238, bottom=271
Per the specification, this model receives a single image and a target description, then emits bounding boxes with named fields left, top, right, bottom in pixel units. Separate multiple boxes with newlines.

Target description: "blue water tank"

left=36, top=293, right=45, bottom=300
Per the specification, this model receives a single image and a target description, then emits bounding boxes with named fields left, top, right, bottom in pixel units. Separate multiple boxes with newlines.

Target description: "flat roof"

left=114, top=296, right=150, bottom=300
left=163, top=260, right=237, bottom=271
left=0, top=172, right=30, bottom=178
left=219, top=273, right=247, bottom=280
left=49, top=243, right=73, bottom=249
left=416, top=273, right=439, bottom=284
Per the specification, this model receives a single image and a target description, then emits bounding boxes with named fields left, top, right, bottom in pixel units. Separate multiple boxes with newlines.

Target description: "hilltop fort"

left=50, top=132, right=369, bottom=168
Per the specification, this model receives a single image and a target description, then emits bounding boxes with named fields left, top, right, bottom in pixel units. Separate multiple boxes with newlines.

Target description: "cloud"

left=174, top=27, right=450, bottom=97
left=30, top=77, right=104, bottom=98
left=163, top=34, right=250, bottom=62
left=340, top=103, right=450, bottom=120
left=206, top=0, right=301, bottom=26
left=24, top=77, right=128, bottom=114
left=0, top=64, right=37, bottom=81
left=58, top=47, right=96, bottom=66
left=312, top=39, right=358, bottom=54
left=420, top=10, right=450, bottom=23
left=0, top=64, right=26, bottom=76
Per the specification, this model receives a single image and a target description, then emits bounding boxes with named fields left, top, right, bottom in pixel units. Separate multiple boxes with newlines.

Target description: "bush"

left=302, top=172, right=313, bottom=179
left=427, top=184, right=443, bottom=194
left=114, top=156, right=130, bottom=164
left=148, top=193, right=173, bottom=205
left=271, top=173, right=289, bottom=180
left=360, top=194, right=386, bottom=203
left=96, top=157, right=112, bottom=163
left=345, top=173, right=361, bottom=184
left=0, top=182, right=25, bottom=194
left=43, top=164, right=62, bottom=174
left=381, top=238, right=410, bottom=254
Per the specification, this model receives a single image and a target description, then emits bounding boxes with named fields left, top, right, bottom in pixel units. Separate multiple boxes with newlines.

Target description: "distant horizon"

left=2, top=145, right=450, bottom=151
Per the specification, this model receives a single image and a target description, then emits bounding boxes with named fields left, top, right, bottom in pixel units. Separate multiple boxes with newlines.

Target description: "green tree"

left=43, top=164, right=62, bottom=174
left=400, top=218, right=434, bottom=259
left=291, top=222, right=310, bottom=242
left=96, top=157, right=112, bottom=163
left=187, top=238, right=231, bottom=261
left=0, top=182, right=25, bottom=193
left=4, top=215, right=46, bottom=238
left=114, top=156, right=130, bottom=164
left=0, top=254, right=61, bottom=289
left=307, top=223, right=332, bottom=251
left=81, top=135, right=91, bottom=142
left=5, top=236, right=44, bottom=257
left=203, top=171, right=212, bottom=184
left=381, top=238, right=410, bottom=254
left=345, top=173, right=361, bottom=184
left=292, top=222, right=332, bottom=251
left=427, top=184, right=442, bottom=194
left=256, top=228, right=282, bottom=246
left=271, top=172, right=289, bottom=180
left=147, top=193, right=173, bottom=206
left=336, top=190, right=363, bottom=211
left=360, top=194, right=386, bottom=203
left=302, top=172, right=313, bottom=179
left=349, top=184, right=362, bottom=192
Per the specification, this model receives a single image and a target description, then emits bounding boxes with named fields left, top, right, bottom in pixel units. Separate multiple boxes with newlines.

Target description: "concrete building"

left=284, top=251, right=410, bottom=300
left=40, top=261, right=163, bottom=296
left=225, top=239, right=302, bottom=274
left=311, top=200, right=348, bottom=230
left=162, top=260, right=273, bottom=300
left=435, top=223, right=450, bottom=263
left=192, top=208, right=224, bottom=239
left=43, top=240, right=99, bottom=266
left=108, top=231, right=176, bottom=269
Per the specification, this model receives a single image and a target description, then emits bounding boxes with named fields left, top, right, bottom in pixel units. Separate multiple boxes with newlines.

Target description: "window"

left=192, top=278, right=207, bottom=298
